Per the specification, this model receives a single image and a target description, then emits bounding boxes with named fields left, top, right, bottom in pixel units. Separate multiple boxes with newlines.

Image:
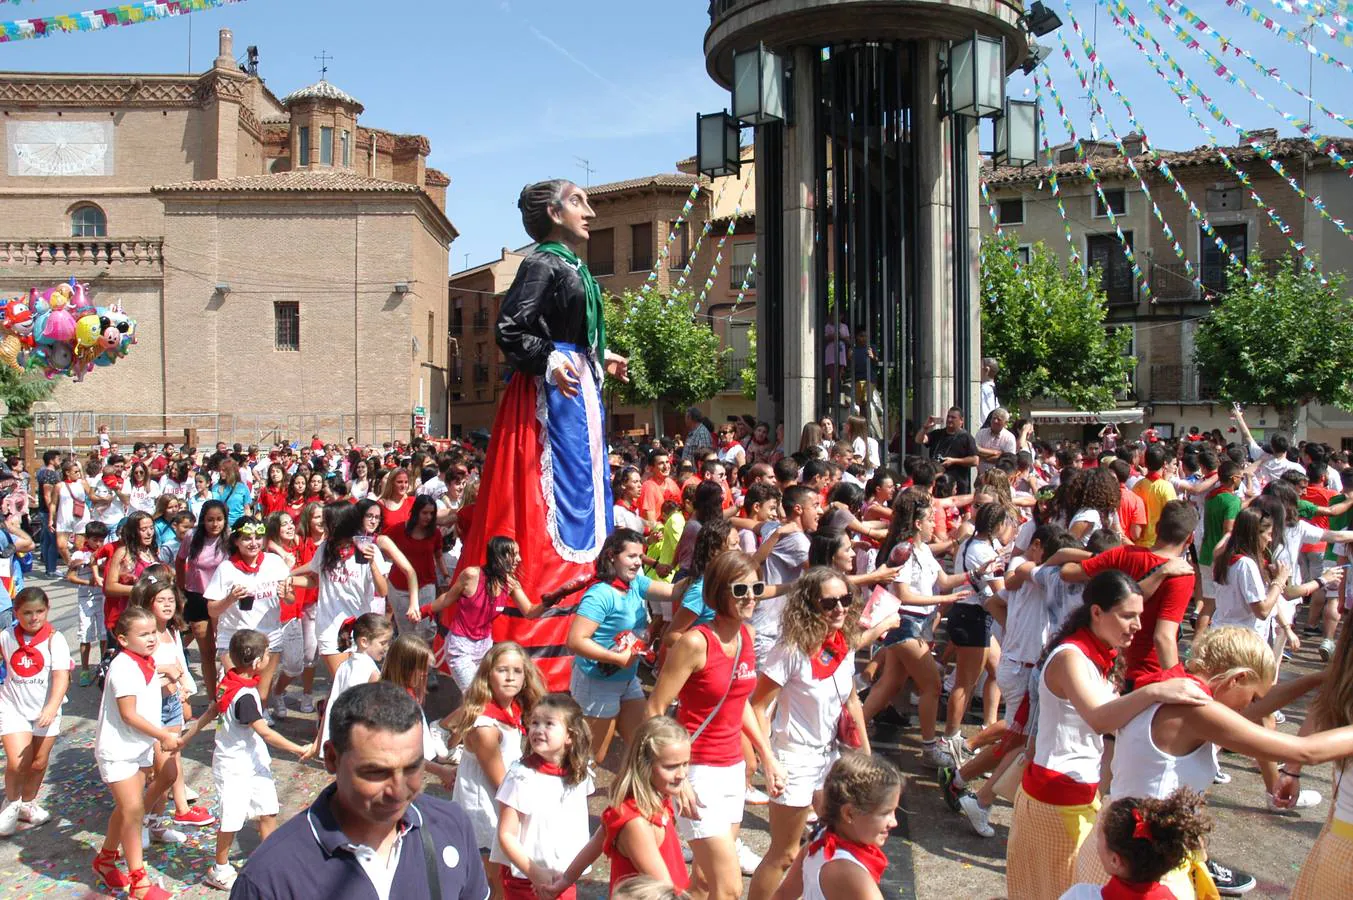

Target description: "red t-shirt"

left=93, top=541, right=125, bottom=633
left=1081, top=545, right=1194, bottom=685
left=639, top=476, right=681, bottom=523
left=601, top=797, right=689, bottom=894
left=1118, top=485, right=1147, bottom=539
left=258, top=487, right=288, bottom=517
left=309, top=438, right=324, bottom=451
left=384, top=526, right=441, bottom=592
left=379, top=496, right=415, bottom=535
left=1301, top=485, right=1335, bottom=554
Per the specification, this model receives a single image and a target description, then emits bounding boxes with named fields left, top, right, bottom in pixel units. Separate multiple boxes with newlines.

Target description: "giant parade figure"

left=439, top=180, right=628, bottom=689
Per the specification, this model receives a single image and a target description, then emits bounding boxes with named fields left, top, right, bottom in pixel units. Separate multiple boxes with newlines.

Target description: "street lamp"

left=1026, top=2, right=1063, bottom=37
left=945, top=32, right=1005, bottom=120
left=732, top=43, right=785, bottom=125
left=696, top=111, right=741, bottom=177
left=994, top=99, right=1039, bottom=167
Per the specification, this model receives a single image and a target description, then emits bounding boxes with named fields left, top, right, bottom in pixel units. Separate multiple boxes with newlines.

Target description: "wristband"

left=1279, top=767, right=1301, bottom=778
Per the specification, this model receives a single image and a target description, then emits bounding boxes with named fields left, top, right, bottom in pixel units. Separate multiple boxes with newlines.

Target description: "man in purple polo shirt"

left=230, top=682, right=488, bottom=900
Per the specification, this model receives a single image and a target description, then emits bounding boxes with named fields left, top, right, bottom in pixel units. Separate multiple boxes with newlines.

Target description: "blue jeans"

left=38, top=515, right=58, bottom=576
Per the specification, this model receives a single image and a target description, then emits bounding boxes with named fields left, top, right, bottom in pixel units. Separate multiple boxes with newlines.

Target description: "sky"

left=2, top=0, right=1351, bottom=268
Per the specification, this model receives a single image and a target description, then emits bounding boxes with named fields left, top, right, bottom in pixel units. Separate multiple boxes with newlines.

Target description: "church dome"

left=282, top=79, right=363, bottom=113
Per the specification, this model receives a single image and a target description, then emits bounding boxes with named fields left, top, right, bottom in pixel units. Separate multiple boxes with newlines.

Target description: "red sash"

left=523, top=753, right=566, bottom=777
left=1021, top=760, right=1099, bottom=806
left=123, top=648, right=157, bottom=685
left=230, top=552, right=264, bottom=575
left=1102, top=875, right=1178, bottom=899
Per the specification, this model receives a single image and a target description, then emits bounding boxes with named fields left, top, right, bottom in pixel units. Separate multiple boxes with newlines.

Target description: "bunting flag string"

left=1032, top=76, right=1084, bottom=274
left=1054, top=26, right=1202, bottom=297
left=1037, top=68, right=1154, bottom=301
left=1100, top=0, right=1326, bottom=281
left=1059, top=0, right=1250, bottom=280
left=695, top=175, right=754, bottom=310
left=1264, top=0, right=1353, bottom=37
left=1, top=0, right=243, bottom=43
left=1231, top=0, right=1353, bottom=48
left=1110, top=0, right=1353, bottom=247
left=675, top=175, right=736, bottom=292
left=642, top=182, right=701, bottom=293
left=731, top=251, right=757, bottom=312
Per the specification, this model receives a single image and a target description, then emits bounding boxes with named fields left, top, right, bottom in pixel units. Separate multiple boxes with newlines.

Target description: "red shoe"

left=128, top=866, right=174, bottom=899
left=92, top=848, right=130, bottom=889
left=171, top=805, right=217, bottom=827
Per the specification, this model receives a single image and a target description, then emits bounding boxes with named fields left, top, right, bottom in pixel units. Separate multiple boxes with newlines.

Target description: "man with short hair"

left=639, top=448, right=680, bottom=523
left=35, top=450, right=62, bottom=576
left=1131, top=445, right=1178, bottom=547
left=915, top=407, right=979, bottom=494
left=681, top=406, right=713, bottom=463
left=229, top=682, right=488, bottom=900
left=975, top=407, right=1016, bottom=472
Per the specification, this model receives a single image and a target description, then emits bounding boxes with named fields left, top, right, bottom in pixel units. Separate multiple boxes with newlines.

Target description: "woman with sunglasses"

left=647, top=551, right=783, bottom=900
left=746, top=567, right=868, bottom=900
left=124, top=461, right=161, bottom=516
left=204, top=516, right=292, bottom=704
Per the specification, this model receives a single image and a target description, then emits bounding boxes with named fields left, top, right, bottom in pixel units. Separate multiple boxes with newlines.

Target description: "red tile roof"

left=153, top=170, right=425, bottom=194
left=585, top=173, right=704, bottom=198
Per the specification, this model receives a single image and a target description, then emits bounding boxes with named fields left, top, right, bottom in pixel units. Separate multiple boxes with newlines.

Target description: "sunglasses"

left=730, top=581, right=767, bottom=599
left=234, top=523, right=266, bottom=537
left=819, top=592, right=852, bottom=611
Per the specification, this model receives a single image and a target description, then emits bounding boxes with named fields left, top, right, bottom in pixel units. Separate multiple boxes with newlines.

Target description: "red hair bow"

left=1132, top=807, right=1153, bottom=841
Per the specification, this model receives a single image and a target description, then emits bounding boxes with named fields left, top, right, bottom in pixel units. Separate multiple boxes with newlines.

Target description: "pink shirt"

left=177, top=531, right=229, bottom=594
left=449, top=572, right=508, bottom=641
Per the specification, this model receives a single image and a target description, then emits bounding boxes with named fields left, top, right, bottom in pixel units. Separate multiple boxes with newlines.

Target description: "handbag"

left=68, top=484, right=86, bottom=520
left=832, top=652, right=864, bottom=750
left=689, top=629, right=743, bottom=742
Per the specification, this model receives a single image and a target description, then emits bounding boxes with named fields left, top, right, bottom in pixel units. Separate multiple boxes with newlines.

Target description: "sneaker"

left=1206, top=859, right=1257, bottom=896
left=1268, top=789, right=1322, bottom=812
left=172, top=806, right=216, bottom=827
left=148, top=820, right=188, bottom=844
left=78, top=669, right=93, bottom=687
left=937, top=766, right=965, bottom=813
left=735, top=838, right=762, bottom=876
left=298, top=694, right=316, bottom=714
left=269, top=693, right=288, bottom=720
left=205, top=862, right=237, bottom=891
left=0, top=801, right=21, bottom=836
left=944, top=733, right=971, bottom=767
left=184, top=786, right=200, bottom=804
left=1273, top=710, right=1287, bottom=725
left=958, top=793, right=995, bottom=838
left=1321, top=638, right=1336, bottom=662
left=1213, top=770, right=1233, bottom=785
left=18, top=801, right=50, bottom=825
left=745, top=786, right=770, bottom=806
left=921, top=742, right=956, bottom=770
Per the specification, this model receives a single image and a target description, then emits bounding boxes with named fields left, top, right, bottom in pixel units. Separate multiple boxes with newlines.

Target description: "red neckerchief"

left=807, top=832, right=888, bottom=884
left=1061, top=628, right=1118, bottom=678
left=1206, top=484, right=1231, bottom=500
left=11, top=622, right=54, bottom=674
left=335, top=542, right=357, bottom=561
left=1133, top=663, right=1214, bottom=697
left=1229, top=553, right=1246, bottom=566
left=809, top=629, right=850, bottom=680
left=483, top=700, right=525, bottom=733
left=14, top=621, right=52, bottom=654
left=619, top=499, right=639, bottom=514
left=1145, top=471, right=1164, bottom=482
left=217, top=668, right=261, bottom=714
left=123, top=649, right=157, bottom=685
left=230, top=552, right=264, bottom=575
left=1102, top=876, right=1178, bottom=900
left=523, top=753, right=567, bottom=778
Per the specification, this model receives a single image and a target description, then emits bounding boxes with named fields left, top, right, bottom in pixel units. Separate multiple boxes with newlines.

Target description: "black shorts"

left=184, top=589, right=210, bottom=624
left=946, top=603, right=992, bottom=648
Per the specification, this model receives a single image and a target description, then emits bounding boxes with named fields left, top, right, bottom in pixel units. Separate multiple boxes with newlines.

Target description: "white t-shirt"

left=214, top=685, right=271, bottom=777
left=204, top=553, right=291, bottom=650
left=319, top=651, right=381, bottom=751
left=95, top=652, right=161, bottom=763
left=68, top=549, right=103, bottom=606
left=1033, top=564, right=1083, bottom=631
left=1212, top=555, right=1274, bottom=642
left=1000, top=558, right=1052, bottom=664
left=851, top=436, right=880, bottom=475
left=612, top=505, right=644, bottom=534
left=762, top=643, right=854, bottom=752
left=490, top=762, right=594, bottom=880
left=0, top=627, right=71, bottom=719
left=891, top=541, right=943, bottom=616
left=976, top=428, right=1017, bottom=469
left=304, top=540, right=390, bottom=639
left=952, top=537, right=999, bottom=606
left=124, top=479, right=161, bottom=515
left=755, top=525, right=811, bottom=651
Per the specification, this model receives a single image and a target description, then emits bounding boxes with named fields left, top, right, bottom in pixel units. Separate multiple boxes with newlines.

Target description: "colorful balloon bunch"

left=0, top=279, right=137, bottom=381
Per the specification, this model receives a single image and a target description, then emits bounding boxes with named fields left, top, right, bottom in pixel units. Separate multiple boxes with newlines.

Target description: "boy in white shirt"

left=65, top=521, right=110, bottom=687
left=183, top=628, right=314, bottom=891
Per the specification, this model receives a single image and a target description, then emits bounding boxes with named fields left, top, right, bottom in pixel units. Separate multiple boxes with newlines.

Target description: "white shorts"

left=677, top=762, right=746, bottom=841
left=77, top=595, right=105, bottom=645
left=0, top=704, right=60, bottom=738
left=317, top=618, right=351, bottom=657
left=772, top=745, right=837, bottom=809
left=995, top=657, right=1035, bottom=729
left=98, top=749, right=154, bottom=785
left=214, top=771, right=279, bottom=832
left=217, top=625, right=284, bottom=660
left=278, top=610, right=318, bottom=678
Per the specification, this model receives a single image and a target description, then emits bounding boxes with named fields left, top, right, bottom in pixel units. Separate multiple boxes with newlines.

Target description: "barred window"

left=274, top=301, right=300, bottom=351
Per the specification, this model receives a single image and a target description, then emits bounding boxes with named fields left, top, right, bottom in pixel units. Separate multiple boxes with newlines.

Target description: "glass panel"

left=320, top=127, right=333, bottom=165
left=976, top=38, right=1004, bottom=117
left=760, top=48, right=783, bottom=121
left=341, top=130, right=350, bottom=167
left=299, top=127, right=310, bottom=166
left=1008, top=102, right=1038, bottom=164
left=732, top=50, right=759, bottom=121
left=949, top=40, right=975, bottom=115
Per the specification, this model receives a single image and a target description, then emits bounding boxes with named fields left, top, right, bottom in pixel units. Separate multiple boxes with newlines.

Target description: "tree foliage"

left=979, top=234, right=1135, bottom=413
left=1193, top=258, right=1353, bottom=426
left=740, top=324, right=757, bottom=401
left=604, top=289, right=728, bottom=409
left=0, top=366, right=54, bottom=438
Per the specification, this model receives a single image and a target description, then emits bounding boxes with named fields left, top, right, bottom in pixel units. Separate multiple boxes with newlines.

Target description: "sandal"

left=127, top=866, right=174, bottom=900
left=92, top=847, right=130, bottom=889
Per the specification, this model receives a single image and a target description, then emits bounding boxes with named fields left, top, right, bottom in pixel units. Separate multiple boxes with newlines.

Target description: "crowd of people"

left=0, top=396, right=1350, bottom=900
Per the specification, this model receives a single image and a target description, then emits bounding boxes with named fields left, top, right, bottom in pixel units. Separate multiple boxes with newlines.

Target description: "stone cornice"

left=0, top=73, right=200, bottom=109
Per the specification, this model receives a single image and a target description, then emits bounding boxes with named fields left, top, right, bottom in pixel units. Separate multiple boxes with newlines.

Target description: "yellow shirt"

left=1131, top=474, right=1178, bottom=547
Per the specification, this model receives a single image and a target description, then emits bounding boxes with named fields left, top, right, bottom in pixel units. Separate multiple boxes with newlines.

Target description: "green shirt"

left=1199, top=489, right=1242, bottom=566
left=1298, top=499, right=1318, bottom=518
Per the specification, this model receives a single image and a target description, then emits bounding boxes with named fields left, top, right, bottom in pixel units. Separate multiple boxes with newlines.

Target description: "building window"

left=1094, top=188, right=1127, bottom=218
left=1201, top=224, right=1247, bottom=295
left=1015, top=245, right=1032, bottom=265
left=668, top=220, right=691, bottom=270
left=274, top=301, right=300, bottom=351
left=1087, top=232, right=1135, bottom=305
left=70, top=205, right=107, bottom=237
left=320, top=126, right=333, bottom=165
left=630, top=223, right=654, bottom=271
left=298, top=126, right=310, bottom=166
left=340, top=130, right=351, bottom=167
left=588, top=228, right=615, bottom=276
left=427, top=312, right=435, bottom=361
left=731, top=241, right=757, bottom=289
left=997, top=198, right=1024, bottom=226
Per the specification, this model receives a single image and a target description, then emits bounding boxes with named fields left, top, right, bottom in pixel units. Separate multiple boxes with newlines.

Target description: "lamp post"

left=696, top=111, right=742, bottom=177
left=994, top=99, right=1039, bottom=168
left=732, top=43, right=785, bottom=125
left=944, top=32, right=1005, bottom=120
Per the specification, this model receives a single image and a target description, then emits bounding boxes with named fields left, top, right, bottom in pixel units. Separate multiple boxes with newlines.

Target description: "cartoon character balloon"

left=8, top=283, right=135, bottom=381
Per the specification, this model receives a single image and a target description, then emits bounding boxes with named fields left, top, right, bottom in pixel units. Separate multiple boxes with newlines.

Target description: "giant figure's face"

left=551, top=183, right=595, bottom=245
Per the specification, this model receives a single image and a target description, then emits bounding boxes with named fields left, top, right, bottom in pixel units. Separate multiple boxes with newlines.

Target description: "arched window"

left=71, top=205, right=107, bottom=237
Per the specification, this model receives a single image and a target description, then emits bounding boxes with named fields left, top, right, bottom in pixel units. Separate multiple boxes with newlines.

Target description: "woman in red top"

left=377, top=468, right=415, bottom=534
left=102, top=511, right=159, bottom=634
left=305, top=472, right=326, bottom=505
left=647, top=551, right=784, bottom=900
left=283, top=473, right=308, bottom=521
left=257, top=463, right=288, bottom=517
left=384, top=496, right=446, bottom=635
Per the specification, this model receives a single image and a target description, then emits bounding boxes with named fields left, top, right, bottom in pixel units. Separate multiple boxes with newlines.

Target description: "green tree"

left=1193, top=258, right=1353, bottom=434
left=739, top=324, right=757, bottom=401
left=604, top=289, right=728, bottom=431
left=980, top=234, right=1135, bottom=413
left=0, top=366, right=54, bottom=437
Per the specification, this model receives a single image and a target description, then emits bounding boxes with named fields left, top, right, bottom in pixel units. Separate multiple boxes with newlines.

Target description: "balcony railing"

left=590, top=258, right=615, bottom=277
left=1148, top=364, right=1219, bottom=403
left=1150, top=263, right=1200, bottom=303
left=629, top=255, right=653, bottom=273
left=724, top=355, right=749, bottom=390
left=730, top=264, right=757, bottom=290
left=0, top=237, right=164, bottom=271
left=708, top=0, right=753, bottom=22
left=669, top=254, right=691, bottom=271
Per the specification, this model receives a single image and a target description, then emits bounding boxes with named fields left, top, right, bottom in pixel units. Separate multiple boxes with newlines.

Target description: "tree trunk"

left=1277, top=404, right=1298, bottom=438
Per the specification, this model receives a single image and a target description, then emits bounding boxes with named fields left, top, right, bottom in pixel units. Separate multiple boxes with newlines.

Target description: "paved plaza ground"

left=0, top=573, right=1331, bottom=898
